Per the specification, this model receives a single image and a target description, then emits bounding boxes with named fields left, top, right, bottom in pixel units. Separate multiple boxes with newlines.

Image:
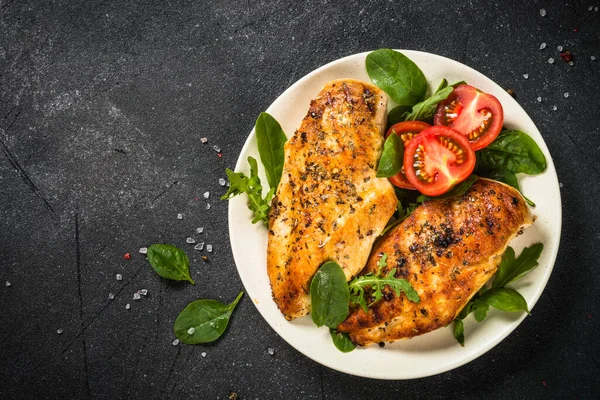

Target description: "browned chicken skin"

left=267, top=79, right=397, bottom=320
left=337, top=178, right=533, bottom=346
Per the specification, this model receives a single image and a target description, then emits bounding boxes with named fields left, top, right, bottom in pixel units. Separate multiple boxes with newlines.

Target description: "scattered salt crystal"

left=563, top=92, right=570, bottom=98
left=196, top=227, right=204, bottom=234
left=548, top=57, right=555, bottom=64
left=559, top=182, right=564, bottom=188
left=596, top=6, right=599, bottom=11
left=133, top=293, right=141, bottom=300
left=206, top=203, right=211, bottom=210
left=187, top=327, right=196, bottom=335
left=5, top=281, right=11, bottom=287
left=177, top=213, right=183, bottom=220
left=57, top=328, right=64, bottom=334
left=212, top=145, right=221, bottom=153
left=267, top=348, right=275, bottom=355
left=523, top=73, right=529, bottom=79
left=591, top=56, right=597, bottom=61
left=116, top=274, right=123, bottom=281
left=218, top=178, right=226, bottom=186
left=568, top=61, right=574, bottom=66
left=139, top=247, right=148, bottom=254
left=108, top=292, right=115, bottom=300
left=201, top=352, right=207, bottom=358
left=552, top=105, right=558, bottom=111
left=186, top=237, right=196, bottom=244
left=203, top=191, right=210, bottom=199
left=539, top=8, right=546, bottom=16
left=126, top=303, right=131, bottom=310
left=173, top=339, right=180, bottom=346
left=557, top=45, right=563, bottom=51
left=139, top=289, right=148, bottom=296
left=589, top=5, right=594, bottom=10
left=206, top=244, right=213, bottom=253
left=537, top=96, right=542, bottom=102
left=540, top=42, right=547, bottom=50
left=201, top=137, right=208, bottom=144
left=194, top=242, right=205, bottom=251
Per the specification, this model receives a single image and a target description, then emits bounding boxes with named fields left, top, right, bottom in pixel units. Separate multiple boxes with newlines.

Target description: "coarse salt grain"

left=268, top=348, right=275, bottom=355
left=196, top=227, right=204, bottom=234
left=194, top=242, right=205, bottom=251
left=203, top=191, right=210, bottom=199
left=5, top=281, right=10, bottom=287
left=173, top=339, right=180, bottom=346
left=564, top=92, right=570, bottom=98
left=212, top=145, right=221, bottom=152
left=523, top=73, right=529, bottom=79
left=206, top=203, right=211, bottom=210
left=540, top=42, right=547, bottom=50
left=177, top=213, right=183, bottom=220
left=557, top=45, right=563, bottom=51
left=539, top=8, right=546, bottom=16
left=133, top=293, right=141, bottom=300
left=187, top=327, right=196, bottom=335
left=596, top=6, right=599, bottom=11
left=206, top=244, right=213, bottom=253
left=201, top=352, right=207, bottom=358
left=186, top=237, right=196, bottom=244
left=116, top=274, right=123, bottom=281
left=201, top=137, right=208, bottom=144
left=139, top=289, right=148, bottom=296
left=559, top=182, right=564, bottom=188
left=57, top=328, right=64, bottom=334
left=553, top=105, right=557, bottom=111
left=108, top=292, right=115, bottom=300
left=548, top=57, right=555, bottom=64
left=537, top=96, right=542, bottom=102
left=591, top=56, right=597, bottom=61
left=139, top=247, right=148, bottom=254
left=589, top=5, right=594, bottom=10
left=568, top=61, right=574, bottom=66
left=219, top=178, right=226, bottom=186
left=126, top=303, right=131, bottom=310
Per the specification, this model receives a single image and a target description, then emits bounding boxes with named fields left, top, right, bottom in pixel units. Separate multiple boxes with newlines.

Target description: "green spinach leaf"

left=403, top=86, right=453, bottom=122
left=434, top=78, right=448, bottom=93
left=255, top=112, right=287, bottom=190
left=329, top=328, right=356, bottom=353
left=376, top=133, right=403, bottom=178
left=472, top=300, right=490, bottom=322
left=146, top=244, right=194, bottom=284
left=310, top=262, right=350, bottom=328
left=479, top=287, right=529, bottom=313
left=366, top=49, right=427, bottom=106
left=387, top=105, right=413, bottom=126
left=492, top=244, right=544, bottom=288
left=174, top=292, right=244, bottom=344
left=453, top=319, right=465, bottom=347
left=479, top=130, right=547, bottom=175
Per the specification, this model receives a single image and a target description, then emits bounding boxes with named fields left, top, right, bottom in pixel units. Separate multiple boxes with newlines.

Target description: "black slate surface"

left=1, top=0, right=599, bottom=398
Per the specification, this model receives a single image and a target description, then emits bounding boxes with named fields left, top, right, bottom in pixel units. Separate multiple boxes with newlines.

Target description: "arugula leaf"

left=146, top=244, right=195, bottom=284
left=221, top=156, right=274, bottom=224
left=174, top=292, right=243, bottom=344
left=492, top=244, right=544, bottom=288
left=403, top=86, right=453, bottom=122
left=349, top=254, right=420, bottom=313
left=453, top=319, right=465, bottom=346
left=310, top=262, right=350, bottom=328
left=255, top=112, right=287, bottom=190
left=376, top=133, right=403, bottom=178
left=416, top=175, right=478, bottom=202
left=479, top=287, right=529, bottom=313
left=329, top=328, right=356, bottom=353
left=387, top=105, right=413, bottom=126
left=366, top=49, right=427, bottom=106
left=479, top=130, right=547, bottom=175
left=472, top=300, right=490, bottom=322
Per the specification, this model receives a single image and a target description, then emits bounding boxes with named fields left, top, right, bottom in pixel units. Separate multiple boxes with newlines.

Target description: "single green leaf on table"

left=493, top=244, right=544, bottom=288
left=310, top=262, right=350, bottom=328
left=174, top=292, right=244, bottom=344
left=416, top=175, right=479, bottom=203
left=366, top=49, right=428, bottom=106
left=453, top=319, right=465, bottom=347
left=146, top=244, right=194, bottom=284
left=479, top=287, right=529, bottom=313
left=387, top=105, right=413, bottom=126
left=479, top=130, right=547, bottom=175
left=255, top=112, right=287, bottom=190
left=403, top=86, right=453, bottom=122
left=329, top=328, right=356, bottom=353
left=376, top=134, right=404, bottom=178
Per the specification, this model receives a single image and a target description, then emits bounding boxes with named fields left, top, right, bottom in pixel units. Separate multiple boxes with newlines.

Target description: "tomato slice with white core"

left=433, top=84, right=504, bottom=151
left=384, top=121, right=431, bottom=189
left=403, top=126, right=476, bottom=196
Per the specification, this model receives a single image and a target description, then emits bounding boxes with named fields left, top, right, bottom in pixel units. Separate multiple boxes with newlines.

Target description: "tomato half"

left=433, top=84, right=503, bottom=151
left=384, top=121, right=431, bottom=189
left=403, top=125, right=476, bottom=196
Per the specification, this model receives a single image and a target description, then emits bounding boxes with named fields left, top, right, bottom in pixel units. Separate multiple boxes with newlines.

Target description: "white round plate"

left=227, top=50, right=561, bottom=379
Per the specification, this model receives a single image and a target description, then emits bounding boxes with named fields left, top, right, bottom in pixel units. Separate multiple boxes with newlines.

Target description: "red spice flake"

left=124, top=253, right=131, bottom=260
left=542, top=381, right=547, bottom=386
left=559, top=51, right=573, bottom=63
left=573, top=28, right=579, bottom=32
left=588, top=314, right=593, bottom=319
left=195, top=197, right=199, bottom=201
left=217, top=152, right=223, bottom=158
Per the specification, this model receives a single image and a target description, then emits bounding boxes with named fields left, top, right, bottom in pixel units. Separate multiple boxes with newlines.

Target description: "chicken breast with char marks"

left=337, top=178, right=533, bottom=346
left=267, top=79, right=397, bottom=320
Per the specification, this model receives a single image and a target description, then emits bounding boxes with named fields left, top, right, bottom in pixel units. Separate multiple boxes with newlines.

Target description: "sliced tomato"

left=433, top=84, right=503, bottom=151
left=385, top=121, right=431, bottom=189
left=403, top=125, right=476, bottom=196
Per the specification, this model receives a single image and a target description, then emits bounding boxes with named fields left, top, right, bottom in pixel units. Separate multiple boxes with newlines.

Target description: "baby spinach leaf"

left=387, top=105, right=413, bottom=126
left=310, top=262, right=350, bottom=328
left=329, top=328, right=356, bottom=353
left=492, top=244, right=544, bottom=288
left=403, top=86, right=453, bottom=122
left=376, top=133, right=403, bottom=178
left=453, top=319, right=465, bottom=347
left=221, top=156, right=274, bottom=224
left=434, top=78, right=448, bottom=93
left=416, top=175, right=478, bottom=202
left=174, top=292, right=244, bottom=344
left=479, top=130, right=547, bottom=175
left=255, top=112, right=287, bottom=190
left=146, top=244, right=194, bottom=284
left=479, top=287, right=529, bottom=313
left=366, top=49, right=427, bottom=106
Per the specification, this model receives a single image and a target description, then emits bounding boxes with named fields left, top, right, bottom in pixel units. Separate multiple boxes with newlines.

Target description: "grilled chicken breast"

left=267, top=79, right=397, bottom=320
left=337, top=179, right=533, bottom=345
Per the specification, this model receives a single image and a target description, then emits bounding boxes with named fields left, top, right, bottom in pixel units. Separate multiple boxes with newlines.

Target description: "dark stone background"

left=1, top=0, right=598, bottom=398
